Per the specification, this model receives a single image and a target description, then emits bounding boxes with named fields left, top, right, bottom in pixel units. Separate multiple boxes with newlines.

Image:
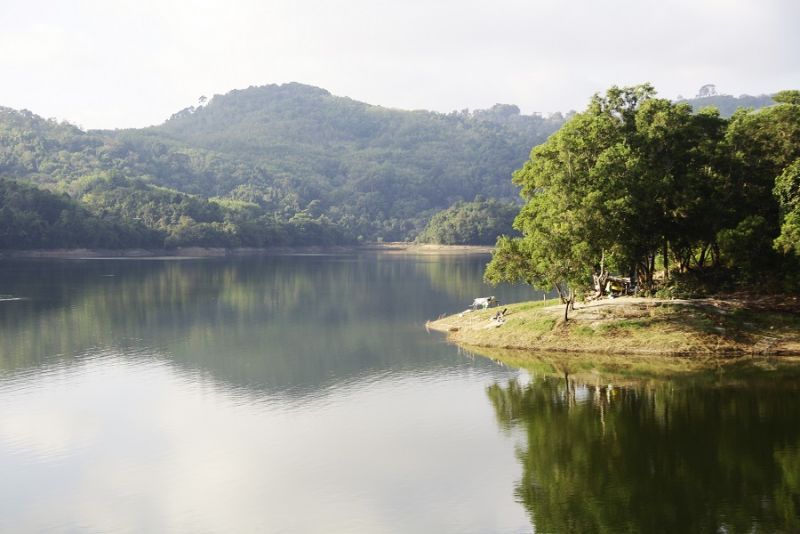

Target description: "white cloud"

left=0, top=0, right=797, bottom=128
left=0, top=357, right=529, bottom=532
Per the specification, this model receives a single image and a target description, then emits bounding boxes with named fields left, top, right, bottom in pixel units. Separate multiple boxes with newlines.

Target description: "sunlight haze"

left=1, top=0, right=799, bottom=128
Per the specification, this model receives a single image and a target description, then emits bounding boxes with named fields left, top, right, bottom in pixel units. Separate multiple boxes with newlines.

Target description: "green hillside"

left=0, top=178, right=157, bottom=249
left=0, top=84, right=564, bottom=247
left=415, top=198, right=519, bottom=245
left=678, top=92, right=775, bottom=117
left=141, top=83, right=563, bottom=239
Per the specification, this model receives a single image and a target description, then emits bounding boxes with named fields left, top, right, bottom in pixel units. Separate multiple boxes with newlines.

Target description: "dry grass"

left=427, top=296, right=800, bottom=356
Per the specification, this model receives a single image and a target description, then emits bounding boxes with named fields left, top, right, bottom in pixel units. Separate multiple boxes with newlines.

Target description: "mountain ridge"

left=0, top=83, right=563, bottom=246
left=0, top=83, right=784, bottom=248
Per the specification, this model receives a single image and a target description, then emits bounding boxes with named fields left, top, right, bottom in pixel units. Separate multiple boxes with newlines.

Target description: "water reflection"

left=0, top=353, right=533, bottom=533
left=0, top=254, right=538, bottom=532
left=0, top=255, right=536, bottom=393
left=488, top=372, right=800, bottom=533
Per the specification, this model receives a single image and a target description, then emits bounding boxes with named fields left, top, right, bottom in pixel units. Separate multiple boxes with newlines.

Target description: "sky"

left=1, top=0, right=798, bottom=129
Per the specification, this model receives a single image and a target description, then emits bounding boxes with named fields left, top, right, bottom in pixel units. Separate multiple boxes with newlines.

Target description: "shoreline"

left=0, top=243, right=494, bottom=259
left=427, top=296, right=800, bottom=357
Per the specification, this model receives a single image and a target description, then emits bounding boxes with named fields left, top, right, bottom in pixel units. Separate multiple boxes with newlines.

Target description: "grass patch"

left=571, top=325, right=595, bottom=337
left=597, top=319, right=650, bottom=333
left=504, top=316, right=557, bottom=333
left=528, top=316, right=557, bottom=333
left=427, top=296, right=800, bottom=356
left=729, top=308, right=800, bottom=330
left=509, top=299, right=561, bottom=312
left=682, top=314, right=720, bottom=334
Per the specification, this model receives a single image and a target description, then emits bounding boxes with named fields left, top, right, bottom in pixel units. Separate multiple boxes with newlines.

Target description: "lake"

left=0, top=254, right=798, bottom=533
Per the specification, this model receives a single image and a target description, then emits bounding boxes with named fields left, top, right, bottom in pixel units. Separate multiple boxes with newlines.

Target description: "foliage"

left=486, top=84, right=800, bottom=296
left=0, top=171, right=346, bottom=249
left=773, top=159, right=800, bottom=255
left=716, top=216, right=774, bottom=280
left=773, top=90, right=800, bottom=106
left=0, top=178, right=157, bottom=248
left=0, top=85, right=565, bottom=246
left=152, top=84, right=563, bottom=241
left=677, top=92, right=775, bottom=117
left=415, top=198, right=519, bottom=245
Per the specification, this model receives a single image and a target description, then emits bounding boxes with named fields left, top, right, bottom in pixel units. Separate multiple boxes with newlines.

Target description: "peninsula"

left=427, top=296, right=800, bottom=356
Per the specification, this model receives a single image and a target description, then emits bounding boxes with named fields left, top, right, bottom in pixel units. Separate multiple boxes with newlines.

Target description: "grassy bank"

left=427, top=296, right=800, bottom=356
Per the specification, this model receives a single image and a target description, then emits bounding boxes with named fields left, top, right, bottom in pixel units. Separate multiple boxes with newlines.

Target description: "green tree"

left=725, top=90, right=800, bottom=275
left=486, top=85, right=685, bottom=309
left=487, top=83, right=800, bottom=298
left=415, top=199, right=519, bottom=245
left=773, top=159, right=800, bottom=255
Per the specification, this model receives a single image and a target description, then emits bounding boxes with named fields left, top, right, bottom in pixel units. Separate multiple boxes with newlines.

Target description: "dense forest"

left=0, top=83, right=787, bottom=250
left=678, top=85, right=775, bottom=118
left=0, top=179, right=157, bottom=249
left=415, top=198, right=519, bottom=245
left=486, top=85, right=800, bottom=299
left=0, top=84, right=563, bottom=248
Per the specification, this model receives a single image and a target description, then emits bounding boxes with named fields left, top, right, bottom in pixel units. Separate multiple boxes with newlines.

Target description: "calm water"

left=0, top=254, right=798, bottom=533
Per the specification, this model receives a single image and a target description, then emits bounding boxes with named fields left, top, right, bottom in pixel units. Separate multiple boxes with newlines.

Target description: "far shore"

left=427, top=296, right=800, bottom=357
left=0, top=242, right=494, bottom=259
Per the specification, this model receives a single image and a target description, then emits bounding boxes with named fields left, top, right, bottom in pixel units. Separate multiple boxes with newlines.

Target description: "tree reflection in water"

left=487, top=373, right=800, bottom=533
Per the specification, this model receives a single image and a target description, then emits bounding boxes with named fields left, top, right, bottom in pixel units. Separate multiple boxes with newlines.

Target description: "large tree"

left=723, top=90, right=800, bottom=275
left=485, top=83, right=800, bottom=301
left=487, top=85, right=726, bottom=297
left=774, top=159, right=800, bottom=256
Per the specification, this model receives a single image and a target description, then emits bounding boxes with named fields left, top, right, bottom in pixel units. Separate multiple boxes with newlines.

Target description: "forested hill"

left=0, top=83, right=783, bottom=250
left=135, top=83, right=564, bottom=237
left=0, top=83, right=564, bottom=248
left=679, top=93, right=775, bottom=117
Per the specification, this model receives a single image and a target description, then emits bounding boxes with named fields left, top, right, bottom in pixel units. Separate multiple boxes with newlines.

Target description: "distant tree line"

left=0, top=174, right=346, bottom=249
left=678, top=89, right=775, bottom=118
left=0, top=83, right=786, bottom=250
left=0, top=179, right=156, bottom=249
left=0, top=84, right=565, bottom=247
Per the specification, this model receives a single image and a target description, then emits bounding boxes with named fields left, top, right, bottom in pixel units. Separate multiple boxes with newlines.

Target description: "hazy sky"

left=1, top=0, right=798, bottom=129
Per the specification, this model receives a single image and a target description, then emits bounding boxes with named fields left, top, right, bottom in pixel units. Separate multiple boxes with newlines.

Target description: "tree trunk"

left=563, top=290, right=575, bottom=322
left=637, top=260, right=648, bottom=290
left=663, top=239, right=669, bottom=280
left=697, top=243, right=708, bottom=269
left=593, top=272, right=610, bottom=297
left=596, top=250, right=609, bottom=296
left=554, top=284, right=565, bottom=304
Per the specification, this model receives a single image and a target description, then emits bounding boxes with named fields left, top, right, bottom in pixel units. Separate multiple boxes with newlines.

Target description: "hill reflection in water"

left=0, top=254, right=541, bottom=533
left=0, top=254, right=535, bottom=395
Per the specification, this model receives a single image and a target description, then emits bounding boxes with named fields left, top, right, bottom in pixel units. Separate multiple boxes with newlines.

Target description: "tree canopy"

left=677, top=90, right=775, bottom=118
left=486, top=84, right=800, bottom=299
left=415, top=198, right=519, bottom=245
left=0, top=84, right=565, bottom=247
left=0, top=83, right=792, bottom=250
